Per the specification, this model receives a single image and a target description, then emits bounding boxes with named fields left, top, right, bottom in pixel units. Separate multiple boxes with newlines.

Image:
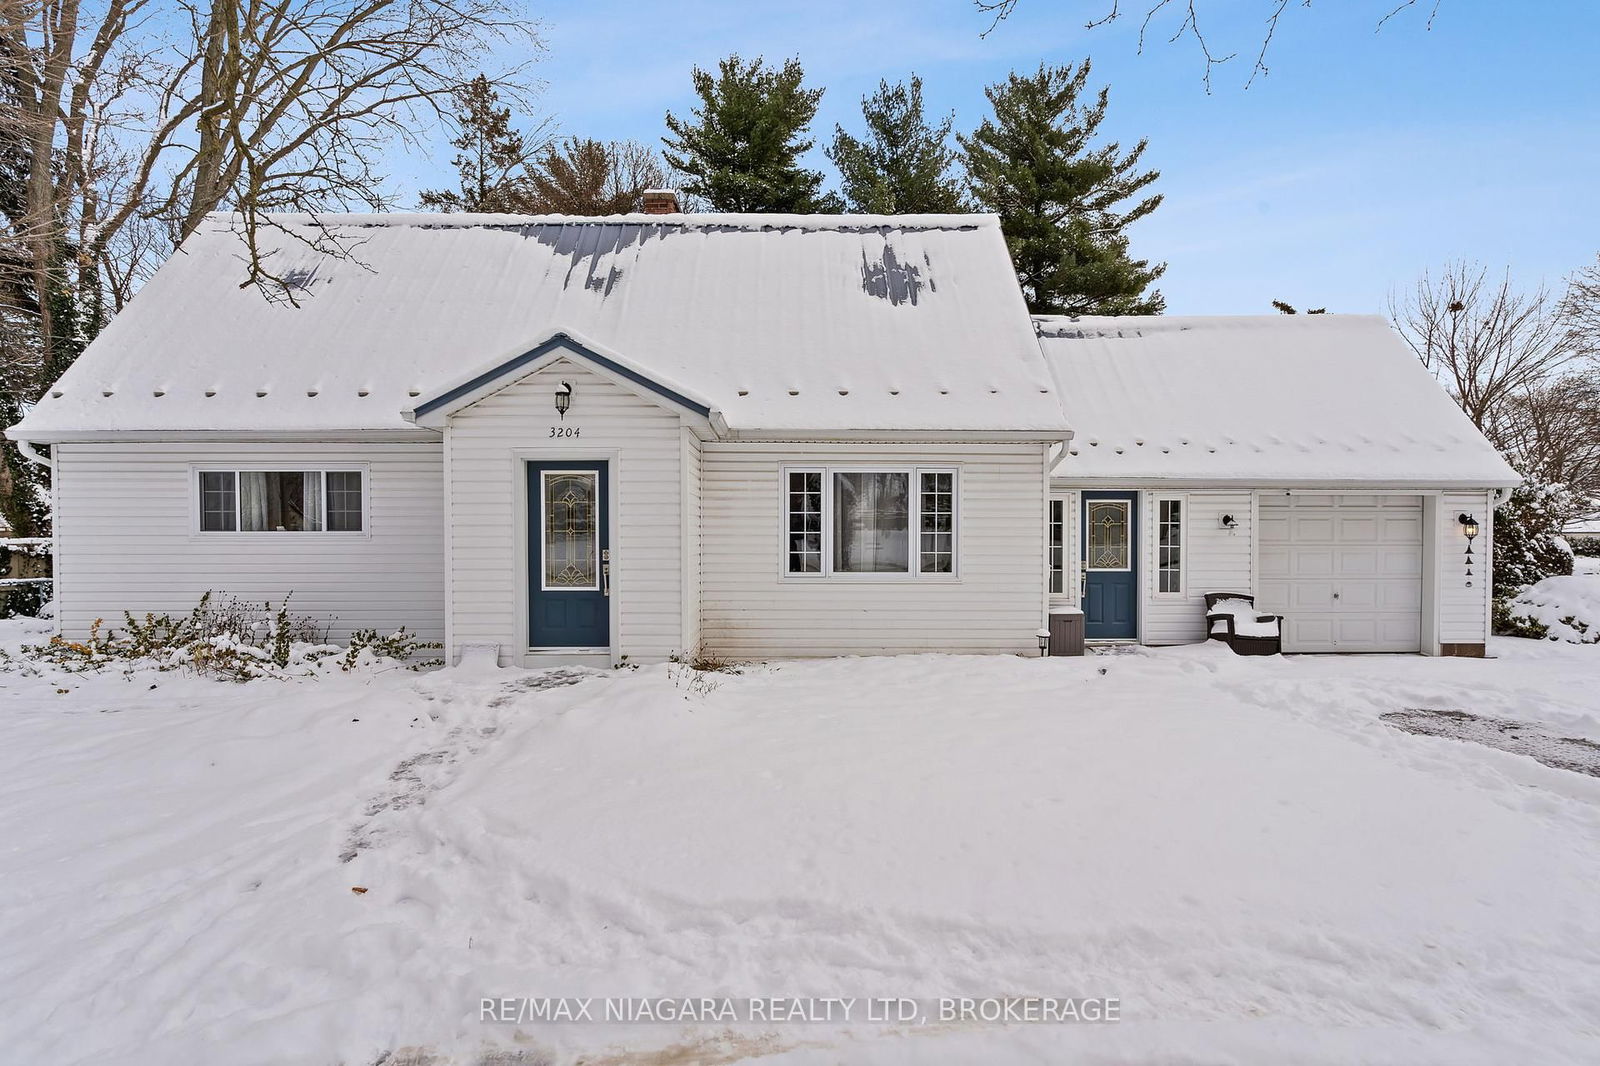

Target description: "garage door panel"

left=1295, top=517, right=1336, bottom=539
left=1336, top=516, right=1379, bottom=541
left=1382, top=516, right=1422, bottom=539
left=1258, top=495, right=1422, bottom=653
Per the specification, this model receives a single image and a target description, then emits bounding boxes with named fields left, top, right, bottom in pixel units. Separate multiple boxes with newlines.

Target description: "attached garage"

left=1257, top=495, right=1423, bottom=653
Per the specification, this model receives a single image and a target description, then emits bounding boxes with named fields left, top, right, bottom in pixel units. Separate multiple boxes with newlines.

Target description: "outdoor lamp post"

left=1037, top=628, right=1051, bottom=657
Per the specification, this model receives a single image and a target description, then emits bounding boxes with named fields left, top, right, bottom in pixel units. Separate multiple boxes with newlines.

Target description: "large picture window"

left=197, top=470, right=364, bottom=533
left=785, top=467, right=957, bottom=578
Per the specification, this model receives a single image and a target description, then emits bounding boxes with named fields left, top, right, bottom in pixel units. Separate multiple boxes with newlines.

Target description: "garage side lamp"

left=1219, top=513, right=1238, bottom=530
left=1459, top=513, right=1479, bottom=587
left=554, top=380, right=573, bottom=420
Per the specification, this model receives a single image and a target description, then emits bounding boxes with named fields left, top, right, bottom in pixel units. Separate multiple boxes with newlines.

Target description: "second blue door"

left=528, top=461, right=610, bottom=648
left=1082, top=492, right=1137, bottom=640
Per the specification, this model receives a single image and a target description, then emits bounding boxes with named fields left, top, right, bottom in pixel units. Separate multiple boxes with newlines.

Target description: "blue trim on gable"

left=412, top=333, right=712, bottom=419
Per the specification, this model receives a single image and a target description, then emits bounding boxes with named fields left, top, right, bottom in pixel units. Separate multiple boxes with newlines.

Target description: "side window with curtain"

left=198, top=469, right=363, bottom=533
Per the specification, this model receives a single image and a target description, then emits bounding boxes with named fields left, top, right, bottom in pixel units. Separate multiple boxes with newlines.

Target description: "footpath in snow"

left=2, top=613, right=1600, bottom=1065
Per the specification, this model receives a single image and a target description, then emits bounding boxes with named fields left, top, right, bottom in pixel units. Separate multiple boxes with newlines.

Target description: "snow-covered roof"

left=10, top=212, right=1067, bottom=441
left=1039, top=314, right=1520, bottom=487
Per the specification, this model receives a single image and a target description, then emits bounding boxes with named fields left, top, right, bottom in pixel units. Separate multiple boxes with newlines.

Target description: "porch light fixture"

left=1037, top=628, right=1051, bottom=657
left=554, top=380, right=573, bottom=420
left=1459, top=513, right=1479, bottom=587
left=1219, top=513, right=1238, bottom=530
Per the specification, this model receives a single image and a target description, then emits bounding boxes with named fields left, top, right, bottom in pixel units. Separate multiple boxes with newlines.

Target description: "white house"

left=6, top=206, right=1518, bottom=664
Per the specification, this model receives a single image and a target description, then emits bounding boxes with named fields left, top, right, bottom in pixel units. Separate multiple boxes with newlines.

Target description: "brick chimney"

left=641, top=189, right=680, bottom=215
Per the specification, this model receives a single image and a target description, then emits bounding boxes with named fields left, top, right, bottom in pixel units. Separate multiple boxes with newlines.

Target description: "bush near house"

left=1569, top=535, right=1600, bottom=556
left=0, top=592, right=442, bottom=680
left=1493, top=481, right=1576, bottom=599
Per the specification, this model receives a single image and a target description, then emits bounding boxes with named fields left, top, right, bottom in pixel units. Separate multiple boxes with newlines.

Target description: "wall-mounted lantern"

left=1459, top=513, right=1479, bottom=587
left=555, top=380, right=573, bottom=420
left=1220, top=513, right=1238, bottom=530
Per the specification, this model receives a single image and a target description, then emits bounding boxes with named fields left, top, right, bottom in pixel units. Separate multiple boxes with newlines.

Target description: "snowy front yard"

left=3, top=621, right=1600, bottom=1064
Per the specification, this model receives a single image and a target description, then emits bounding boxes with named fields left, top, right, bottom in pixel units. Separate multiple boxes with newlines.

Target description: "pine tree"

left=419, top=76, right=544, bottom=213
left=827, top=76, right=965, bottom=214
left=529, top=139, right=666, bottom=215
left=663, top=55, right=840, bottom=213
left=960, top=61, right=1164, bottom=316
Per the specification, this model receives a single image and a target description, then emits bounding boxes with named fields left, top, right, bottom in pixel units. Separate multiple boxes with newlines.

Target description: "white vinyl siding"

left=1138, top=490, right=1254, bottom=645
left=52, top=442, right=443, bottom=643
left=703, top=442, right=1047, bottom=657
left=1438, top=489, right=1494, bottom=645
left=445, top=358, right=686, bottom=665
left=682, top=428, right=703, bottom=654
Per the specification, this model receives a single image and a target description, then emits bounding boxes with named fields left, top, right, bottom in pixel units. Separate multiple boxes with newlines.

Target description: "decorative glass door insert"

left=1087, top=500, right=1131, bottom=571
left=541, top=471, right=599, bottom=590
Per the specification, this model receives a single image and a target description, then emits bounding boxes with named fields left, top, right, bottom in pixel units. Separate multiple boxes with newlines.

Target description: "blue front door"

left=528, top=461, right=610, bottom=648
left=1083, top=492, right=1137, bottom=640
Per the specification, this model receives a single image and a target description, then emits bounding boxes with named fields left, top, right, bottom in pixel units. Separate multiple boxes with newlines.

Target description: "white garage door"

left=1257, top=495, right=1423, bottom=653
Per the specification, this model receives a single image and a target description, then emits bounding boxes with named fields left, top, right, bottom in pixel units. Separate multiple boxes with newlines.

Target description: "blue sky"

left=408, top=0, right=1600, bottom=315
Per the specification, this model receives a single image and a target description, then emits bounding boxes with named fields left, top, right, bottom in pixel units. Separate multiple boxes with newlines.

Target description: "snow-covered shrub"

left=1493, top=481, right=1577, bottom=598
left=1491, top=596, right=1550, bottom=640
left=1570, top=535, right=1600, bottom=557
left=1506, top=575, right=1600, bottom=644
left=3, top=592, right=441, bottom=680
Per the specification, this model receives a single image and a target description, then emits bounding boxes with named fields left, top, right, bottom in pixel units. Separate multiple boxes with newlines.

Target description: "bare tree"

left=3, top=0, right=543, bottom=331
left=974, top=1, right=1445, bottom=89
left=1495, top=370, right=1600, bottom=502
left=1561, top=254, right=1600, bottom=361
left=1390, top=262, right=1573, bottom=436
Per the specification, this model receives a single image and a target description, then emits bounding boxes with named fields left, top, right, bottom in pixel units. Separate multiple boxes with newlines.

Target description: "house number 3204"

left=549, top=426, right=580, bottom=438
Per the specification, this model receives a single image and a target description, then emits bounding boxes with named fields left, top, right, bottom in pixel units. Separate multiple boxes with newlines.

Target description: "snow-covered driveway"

left=3, top=623, right=1599, bottom=1065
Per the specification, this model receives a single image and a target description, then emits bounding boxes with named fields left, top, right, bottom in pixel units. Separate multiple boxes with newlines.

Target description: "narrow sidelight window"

left=920, top=472, right=954, bottom=574
left=1048, top=498, right=1065, bottom=594
left=786, top=471, right=823, bottom=574
left=1158, top=498, right=1183, bottom=593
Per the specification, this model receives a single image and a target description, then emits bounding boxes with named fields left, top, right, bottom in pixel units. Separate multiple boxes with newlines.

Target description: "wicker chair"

left=1204, top=592, right=1284, bottom=656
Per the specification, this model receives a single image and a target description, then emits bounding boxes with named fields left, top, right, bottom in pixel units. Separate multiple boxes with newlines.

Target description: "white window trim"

left=1153, top=493, right=1187, bottom=598
left=1084, top=498, right=1134, bottom=574
left=537, top=468, right=602, bottom=593
left=780, top=464, right=961, bottom=582
left=189, top=463, right=372, bottom=538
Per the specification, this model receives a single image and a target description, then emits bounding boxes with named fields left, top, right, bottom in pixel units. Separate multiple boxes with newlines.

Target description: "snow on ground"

left=3, top=619, right=1600, bottom=1065
left=1511, top=557, right=1600, bottom=642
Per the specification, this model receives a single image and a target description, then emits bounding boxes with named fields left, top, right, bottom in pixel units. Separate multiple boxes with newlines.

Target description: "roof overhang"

left=4, top=427, right=442, bottom=445
left=1050, top=474, right=1523, bottom=492
left=718, top=427, right=1073, bottom=445
left=406, top=328, right=722, bottom=433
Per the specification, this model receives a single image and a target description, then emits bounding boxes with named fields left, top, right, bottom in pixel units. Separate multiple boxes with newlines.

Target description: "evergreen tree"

left=1272, top=301, right=1327, bottom=314
left=419, top=76, right=544, bottom=213
left=529, top=139, right=666, bottom=215
left=960, top=61, right=1164, bottom=316
left=828, top=76, right=965, bottom=214
left=663, top=55, right=840, bottom=213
